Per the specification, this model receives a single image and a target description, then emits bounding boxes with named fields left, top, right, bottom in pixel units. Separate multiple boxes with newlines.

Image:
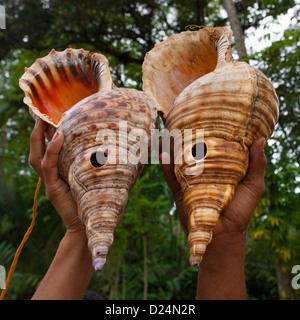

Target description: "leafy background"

left=0, top=0, right=299, bottom=300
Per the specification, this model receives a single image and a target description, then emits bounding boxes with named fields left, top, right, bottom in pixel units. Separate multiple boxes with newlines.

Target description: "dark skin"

left=29, top=119, right=267, bottom=300
left=160, top=136, right=267, bottom=299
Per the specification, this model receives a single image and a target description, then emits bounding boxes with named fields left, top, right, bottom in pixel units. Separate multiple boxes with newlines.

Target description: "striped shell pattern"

left=20, top=48, right=157, bottom=271
left=142, top=27, right=279, bottom=266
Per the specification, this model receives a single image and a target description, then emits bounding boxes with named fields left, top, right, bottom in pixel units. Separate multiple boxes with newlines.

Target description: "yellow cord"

left=185, top=24, right=220, bottom=40
left=0, top=177, right=42, bottom=300
left=185, top=24, right=204, bottom=30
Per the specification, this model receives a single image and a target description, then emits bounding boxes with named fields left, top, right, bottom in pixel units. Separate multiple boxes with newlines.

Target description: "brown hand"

left=29, top=120, right=84, bottom=234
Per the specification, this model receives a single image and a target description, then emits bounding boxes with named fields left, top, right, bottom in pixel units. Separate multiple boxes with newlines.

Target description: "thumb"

left=240, top=137, right=267, bottom=198
left=41, top=130, right=64, bottom=185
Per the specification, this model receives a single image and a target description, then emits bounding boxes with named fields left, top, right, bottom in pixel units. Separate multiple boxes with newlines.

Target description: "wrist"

left=32, top=230, right=93, bottom=300
left=62, top=230, right=90, bottom=255
left=202, top=230, right=247, bottom=267
left=197, top=231, right=247, bottom=300
left=59, top=231, right=93, bottom=275
left=65, top=224, right=86, bottom=238
left=209, top=230, right=247, bottom=250
left=200, top=231, right=246, bottom=276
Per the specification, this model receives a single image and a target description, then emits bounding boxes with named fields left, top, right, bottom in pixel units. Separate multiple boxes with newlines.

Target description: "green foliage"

left=235, top=0, right=296, bottom=31
left=245, top=234, right=279, bottom=299
left=246, top=10, right=300, bottom=299
left=0, top=238, right=43, bottom=300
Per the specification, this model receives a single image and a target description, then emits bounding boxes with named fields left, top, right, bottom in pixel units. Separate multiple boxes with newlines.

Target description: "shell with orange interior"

left=142, top=27, right=279, bottom=266
left=20, top=48, right=157, bottom=271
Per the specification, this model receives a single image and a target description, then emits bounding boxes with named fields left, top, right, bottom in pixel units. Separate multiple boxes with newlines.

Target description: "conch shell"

left=20, top=48, right=157, bottom=270
left=142, top=27, right=279, bottom=266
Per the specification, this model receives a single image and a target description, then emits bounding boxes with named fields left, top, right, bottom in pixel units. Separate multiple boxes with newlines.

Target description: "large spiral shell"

left=143, top=27, right=279, bottom=266
left=20, top=48, right=157, bottom=270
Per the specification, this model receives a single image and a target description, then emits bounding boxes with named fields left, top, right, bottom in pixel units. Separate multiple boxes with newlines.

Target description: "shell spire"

left=143, top=27, right=279, bottom=266
left=20, top=49, right=157, bottom=271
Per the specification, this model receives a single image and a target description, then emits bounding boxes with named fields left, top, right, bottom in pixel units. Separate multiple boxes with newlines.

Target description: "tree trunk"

left=276, top=257, right=296, bottom=300
left=143, top=235, right=148, bottom=300
left=109, top=263, right=120, bottom=300
left=195, top=0, right=204, bottom=25
left=122, top=255, right=126, bottom=300
left=221, top=0, right=247, bottom=59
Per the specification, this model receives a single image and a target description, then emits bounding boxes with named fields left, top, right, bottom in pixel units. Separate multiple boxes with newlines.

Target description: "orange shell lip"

left=19, top=48, right=103, bottom=127
left=142, top=27, right=233, bottom=122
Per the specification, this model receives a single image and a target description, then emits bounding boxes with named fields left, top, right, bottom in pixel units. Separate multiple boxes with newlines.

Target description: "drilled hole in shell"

left=90, top=151, right=108, bottom=168
left=191, top=142, right=207, bottom=161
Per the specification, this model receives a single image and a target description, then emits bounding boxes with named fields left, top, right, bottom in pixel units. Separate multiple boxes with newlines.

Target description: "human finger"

left=240, top=136, right=267, bottom=199
left=41, top=130, right=64, bottom=186
left=28, top=119, right=47, bottom=180
left=223, top=137, right=267, bottom=229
